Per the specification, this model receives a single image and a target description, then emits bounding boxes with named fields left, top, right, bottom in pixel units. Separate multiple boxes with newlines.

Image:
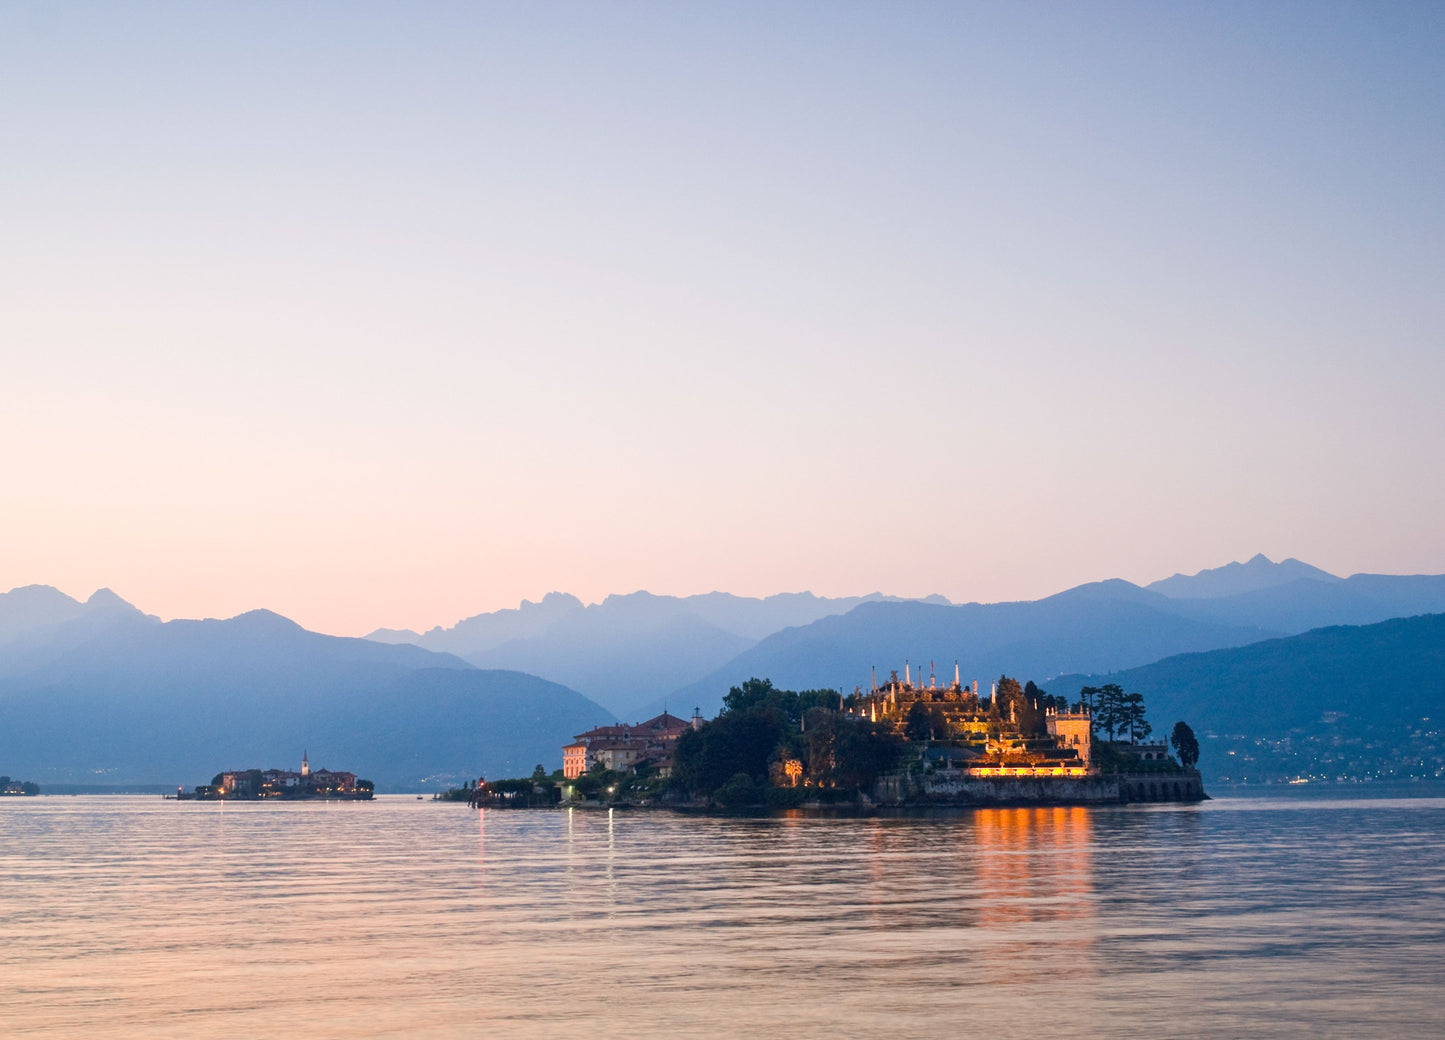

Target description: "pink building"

left=563, top=712, right=695, bottom=779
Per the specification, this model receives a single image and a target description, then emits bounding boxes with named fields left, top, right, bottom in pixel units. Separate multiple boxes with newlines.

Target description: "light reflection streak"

left=972, top=806, right=1099, bottom=984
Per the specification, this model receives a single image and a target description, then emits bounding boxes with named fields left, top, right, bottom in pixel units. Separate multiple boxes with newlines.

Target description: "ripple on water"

left=2, top=796, right=1444, bottom=1039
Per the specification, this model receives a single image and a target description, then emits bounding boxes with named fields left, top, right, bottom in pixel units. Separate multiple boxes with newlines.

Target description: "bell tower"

left=301, top=750, right=310, bottom=777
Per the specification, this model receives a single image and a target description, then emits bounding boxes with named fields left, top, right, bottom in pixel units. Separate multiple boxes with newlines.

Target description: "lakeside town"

left=176, top=752, right=374, bottom=800
left=441, top=670, right=1205, bottom=810
left=1, top=775, right=39, bottom=796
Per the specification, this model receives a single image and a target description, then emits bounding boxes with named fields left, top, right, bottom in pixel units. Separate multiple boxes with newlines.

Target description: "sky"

left=3, top=1, right=1443, bottom=636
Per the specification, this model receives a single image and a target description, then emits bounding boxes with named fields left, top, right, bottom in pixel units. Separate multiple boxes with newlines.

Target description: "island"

left=443, top=671, right=1205, bottom=811
left=177, top=752, right=374, bottom=800
left=1, top=774, right=40, bottom=796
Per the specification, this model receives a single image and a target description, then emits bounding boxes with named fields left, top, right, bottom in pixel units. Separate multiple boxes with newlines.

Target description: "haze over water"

left=3, top=795, right=1442, bottom=1038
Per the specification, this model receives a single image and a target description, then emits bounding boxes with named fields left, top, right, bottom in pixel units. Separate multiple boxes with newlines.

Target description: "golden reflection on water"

left=970, top=806, right=1098, bottom=988
left=972, top=806, right=1094, bottom=921
left=3, top=796, right=1445, bottom=1039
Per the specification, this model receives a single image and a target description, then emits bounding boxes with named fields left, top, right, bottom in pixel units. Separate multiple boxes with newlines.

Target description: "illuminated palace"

left=847, top=663, right=1104, bottom=777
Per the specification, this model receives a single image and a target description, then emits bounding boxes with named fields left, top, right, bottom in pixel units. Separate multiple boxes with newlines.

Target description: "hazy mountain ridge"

left=1142, top=574, right=1445, bottom=634
left=0, top=587, right=612, bottom=790
left=369, top=589, right=947, bottom=716
left=6, top=556, right=1445, bottom=788
left=1147, top=553, right=1341, bottom=598
left=0, top=584, right=159, bottom=646
left=651, top=559, right=1445, bottom=719
left=372, top=556, right=1437, bottom=719
left=655, top=595, right=1277, bottom=720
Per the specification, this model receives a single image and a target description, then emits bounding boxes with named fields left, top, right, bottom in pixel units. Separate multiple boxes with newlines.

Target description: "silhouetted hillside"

left=1055, top=614, right=1445, bottom=785
left=0, top=593, right=610, bottom=790
left=654, top=560, right=1445, bottom=719
left=317, top=669, right=610, bottom=787
left=660, top=593, right=1274, bottom=719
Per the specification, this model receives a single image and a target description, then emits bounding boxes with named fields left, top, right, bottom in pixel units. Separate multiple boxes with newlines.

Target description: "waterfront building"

left=1045, top=710, right=1093, bottom=768
left=563, top=712, right=693, bottom=778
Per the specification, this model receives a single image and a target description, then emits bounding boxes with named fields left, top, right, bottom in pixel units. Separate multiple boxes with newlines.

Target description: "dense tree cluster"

left=673, top=678, right=904, bottom=803
left=1080, top=683, right=1152, bottom=742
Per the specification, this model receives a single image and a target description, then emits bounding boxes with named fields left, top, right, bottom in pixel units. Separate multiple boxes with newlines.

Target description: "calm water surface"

left=2, top=794, right=1443, bottom=1039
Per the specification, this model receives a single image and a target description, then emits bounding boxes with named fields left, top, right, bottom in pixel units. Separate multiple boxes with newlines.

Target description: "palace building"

left=846, top=663, right=1095, bottom=777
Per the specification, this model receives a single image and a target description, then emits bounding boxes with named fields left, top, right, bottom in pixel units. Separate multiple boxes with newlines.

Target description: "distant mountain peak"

left=1148, top=555, right=1341, bottom=600
left=366, top=627, right=423, bottom=645
left=85, top=587, right=139, bottom=610
left=10, top=583, right=76, bottom=600
left=227, top=608, right=305, bottom=632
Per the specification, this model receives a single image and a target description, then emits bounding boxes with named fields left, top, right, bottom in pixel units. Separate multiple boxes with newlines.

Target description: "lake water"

left=3, top=793, right=1444, bottom=1039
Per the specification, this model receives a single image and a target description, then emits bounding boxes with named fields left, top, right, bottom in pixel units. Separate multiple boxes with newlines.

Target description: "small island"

left=177, top=752, right=374, bottom=801
left=1, top=774, right=40, bottom=796
left=444, top=671, right=1205, bottom=811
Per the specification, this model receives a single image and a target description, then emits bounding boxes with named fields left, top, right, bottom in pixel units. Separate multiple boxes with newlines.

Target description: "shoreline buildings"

left=181, top=752, right=374, bottom=800
left=563, top=712, right=698, bottom=779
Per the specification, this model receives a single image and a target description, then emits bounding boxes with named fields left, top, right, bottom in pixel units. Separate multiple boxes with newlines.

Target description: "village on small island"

left=1, top=774, right=40, bottom=796
left=176, top=752, right=374, bottom=801
left=442, top=666, right=1205, bottom=811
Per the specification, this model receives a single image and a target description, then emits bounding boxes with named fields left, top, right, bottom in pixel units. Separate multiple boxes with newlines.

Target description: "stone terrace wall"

left=873, top=769, right=1206, bottom=806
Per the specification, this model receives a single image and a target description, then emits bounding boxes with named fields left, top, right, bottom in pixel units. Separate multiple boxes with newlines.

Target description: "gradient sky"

left=3, top=2, right=1443, bottom=636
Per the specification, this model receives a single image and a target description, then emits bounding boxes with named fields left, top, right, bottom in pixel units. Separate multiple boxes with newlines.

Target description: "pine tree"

left=1094, top=684, right=1126, bottom=741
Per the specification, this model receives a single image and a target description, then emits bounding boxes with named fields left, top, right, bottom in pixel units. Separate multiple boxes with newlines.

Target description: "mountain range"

left=395, top=555, right=1443, bottom=720
left=1056, top=613, right=1445, bottom=785
left=0, top=588, right=612, bottom=790
left=647, top=559, right=1445, bottom=729
left=3, top=555, right=1444, bottom=789
left=367, top=590, right=945, bottom=717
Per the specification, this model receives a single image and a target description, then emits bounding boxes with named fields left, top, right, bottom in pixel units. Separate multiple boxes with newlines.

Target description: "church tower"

left=301, top=750, right=310, bottom=777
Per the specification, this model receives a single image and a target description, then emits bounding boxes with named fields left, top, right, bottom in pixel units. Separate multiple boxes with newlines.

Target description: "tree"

left=1122, top=691, right=1151, bottom=743
left=674, top=704, right=789, bottom=796
left=722, top=677, right=777, bottom=715
left=531, top=764, right=547, bottom=781
left=1171, top=721, right=1200, bottom=769
left=1018, top=680, right=1048, bottom=737
left=803, top=712, right=903, bottom=790
left=996, top=676, right=1024, bottom=721
left=714, top=772, right=758, bottom=808
left=720, top=677, right=841, bottom=727
left=1093, top=684, right=1126, bottom=741
left=905, top=701, right=936, bottom=741
left=986, top=694, right=1003, bottom=739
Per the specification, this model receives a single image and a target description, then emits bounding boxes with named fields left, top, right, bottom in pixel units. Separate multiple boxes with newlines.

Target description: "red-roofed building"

left=562, top=711, right=697, bottom=778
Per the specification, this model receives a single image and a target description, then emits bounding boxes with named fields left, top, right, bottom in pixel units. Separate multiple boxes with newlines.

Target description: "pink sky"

left=4, top=4, right=1443, bottom=635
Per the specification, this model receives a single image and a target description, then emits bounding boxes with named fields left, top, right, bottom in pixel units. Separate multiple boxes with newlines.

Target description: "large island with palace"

left=452, top=668, right=1205, bottom=811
